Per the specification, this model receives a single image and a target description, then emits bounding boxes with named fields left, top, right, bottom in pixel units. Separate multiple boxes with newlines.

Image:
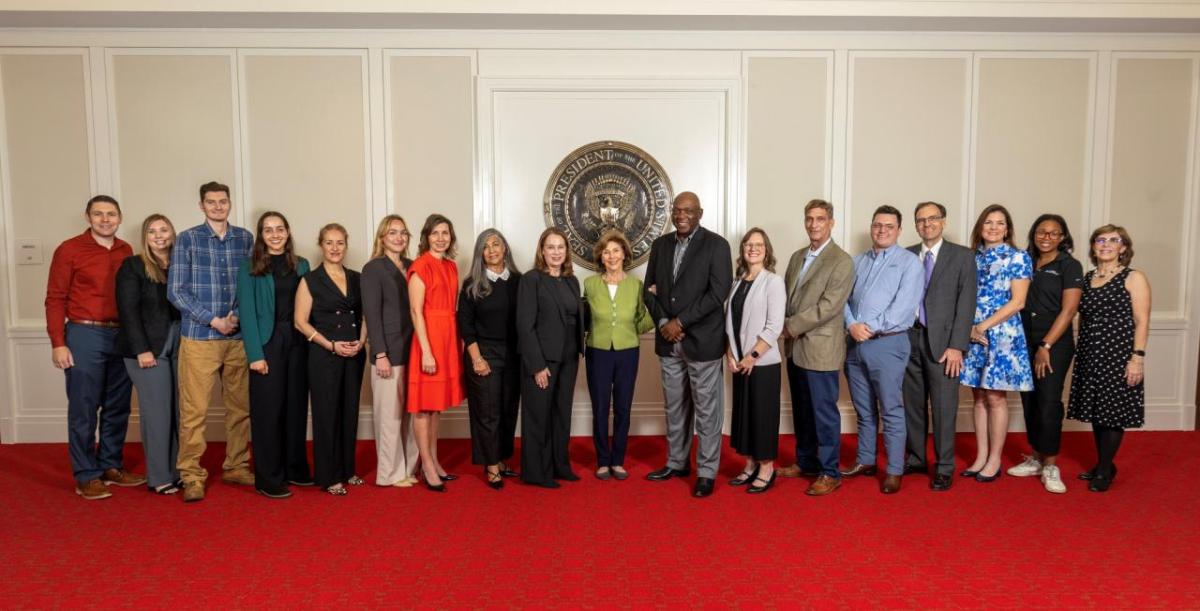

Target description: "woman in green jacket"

left=237, top=211, right=311, bottom=498
left=583, top=230, right=654, bottom=480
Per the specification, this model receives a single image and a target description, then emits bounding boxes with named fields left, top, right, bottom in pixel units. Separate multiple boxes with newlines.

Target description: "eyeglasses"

left=1035, top=230, right=1063, bottom=239
left=870, top=223, right=898, bottom=232
left=1094, top=236, right=1123, bottom=246
left=914, top=215, right=944, bottom=226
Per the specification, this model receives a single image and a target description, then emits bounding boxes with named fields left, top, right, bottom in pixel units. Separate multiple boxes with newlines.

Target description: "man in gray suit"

left=902, top=201, right=977, bottom=491
left=777, top=199, right=855, bottom=496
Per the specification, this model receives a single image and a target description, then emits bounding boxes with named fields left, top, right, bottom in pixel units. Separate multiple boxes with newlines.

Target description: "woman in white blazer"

left=724, top=227, right=787, bottom=494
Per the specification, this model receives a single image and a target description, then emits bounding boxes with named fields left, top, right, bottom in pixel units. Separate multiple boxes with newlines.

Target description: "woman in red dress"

left=407, top=214, right=465, bottom=492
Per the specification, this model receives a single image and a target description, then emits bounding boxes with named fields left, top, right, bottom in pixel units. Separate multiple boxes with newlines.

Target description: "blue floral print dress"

left=959, top=243, right=1034, bottom=391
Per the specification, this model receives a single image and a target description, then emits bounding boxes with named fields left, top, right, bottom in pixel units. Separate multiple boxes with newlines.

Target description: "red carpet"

left=1, top=431, right=1197, bottom=608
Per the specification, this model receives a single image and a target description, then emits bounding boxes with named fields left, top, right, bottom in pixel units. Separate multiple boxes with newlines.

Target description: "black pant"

left=586, top=347, right=639, bottom=467
left=308, top=347, right=365, bottom=488
left=1019, top=333, right=1074, bottom=456
left=249, top=328, right=310, bottom=490
left=520, top=356, right=578, bottom=484
left=464, top=346, right=520, bottom=466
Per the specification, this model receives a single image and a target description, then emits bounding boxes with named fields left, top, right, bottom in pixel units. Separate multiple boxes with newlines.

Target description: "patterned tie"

left=919, top=250, right=934, bottom=326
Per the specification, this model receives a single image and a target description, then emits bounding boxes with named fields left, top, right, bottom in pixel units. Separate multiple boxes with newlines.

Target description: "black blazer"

left=516, top=270, right=584, bottom=373
left=115, top=255, right=181, bottom=358
left=907, top=241, right=976, bottom=356
left=360, top=256, right=413, bottom=366
left=642, top=226, right=733, bottom=361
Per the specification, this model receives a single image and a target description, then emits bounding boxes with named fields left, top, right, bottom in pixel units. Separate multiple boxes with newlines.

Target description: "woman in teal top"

left=583, top=231, right=654, bottom=480
left=237, top=211, right=312, bottom=498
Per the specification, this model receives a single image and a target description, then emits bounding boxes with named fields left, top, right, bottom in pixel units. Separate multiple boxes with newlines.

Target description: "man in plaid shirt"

left=168, top=181, right=255, bottom=502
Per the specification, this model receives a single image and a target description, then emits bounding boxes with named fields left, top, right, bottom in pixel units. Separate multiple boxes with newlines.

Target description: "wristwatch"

left=750, top=350, right=760, bottom=359
left=1039, top=341, right=1052, bottom=350
left=1132, top=349, right=1146, bottom=357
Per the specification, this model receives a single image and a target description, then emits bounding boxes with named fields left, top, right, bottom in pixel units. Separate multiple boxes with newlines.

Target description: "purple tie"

left=919, top=251, right=934, bottom=326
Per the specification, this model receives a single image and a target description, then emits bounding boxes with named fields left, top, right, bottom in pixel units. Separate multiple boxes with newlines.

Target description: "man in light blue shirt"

left=840, top=204, right=924, bottom=494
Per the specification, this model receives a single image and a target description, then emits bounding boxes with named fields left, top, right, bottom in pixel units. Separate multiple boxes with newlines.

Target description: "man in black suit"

left=903, top=201, right=977, bottom=491
left=642, top=192, right=733, bottom=498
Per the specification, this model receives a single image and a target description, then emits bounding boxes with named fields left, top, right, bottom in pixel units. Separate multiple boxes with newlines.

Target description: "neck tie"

left=919, top=250, right=934, bottom=326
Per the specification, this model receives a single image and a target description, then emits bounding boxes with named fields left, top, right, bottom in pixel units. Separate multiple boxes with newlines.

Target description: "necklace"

left=1095, top=264, right=1122, bottom=279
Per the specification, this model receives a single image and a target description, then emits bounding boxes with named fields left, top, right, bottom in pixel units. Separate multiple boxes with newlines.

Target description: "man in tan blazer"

left=778, top=199, right=856, bottom=496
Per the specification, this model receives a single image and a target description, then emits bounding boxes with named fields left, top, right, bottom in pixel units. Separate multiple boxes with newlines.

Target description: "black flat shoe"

left=729, top=465, right=759, bottom=486
left=974, top=468, right=1002, bottom=483
left=1088, top=465, right=1118, bottom=492
left=960, top=468, right=981, bottom=478
left=747, top=471, right=777, bottom=494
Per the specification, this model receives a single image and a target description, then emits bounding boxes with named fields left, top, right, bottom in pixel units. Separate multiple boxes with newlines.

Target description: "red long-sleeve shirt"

left=44, top=230, right=133, bottom=347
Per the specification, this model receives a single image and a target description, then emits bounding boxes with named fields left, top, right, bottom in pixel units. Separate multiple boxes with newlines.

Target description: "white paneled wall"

left=1, top=30, right=1197, bottom=443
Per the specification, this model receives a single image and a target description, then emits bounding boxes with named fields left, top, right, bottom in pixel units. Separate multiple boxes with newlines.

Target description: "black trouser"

left=1019, top=333, right=1074, bottom=456
left=308, top=347, right=365, bottom=488
left=464, top=345, right=520, bottom=466
left=249, top=328, right=310, bottom=490
left=903, top=326, right=961, bottom=476
left=520, top=356, right=578, bottom=484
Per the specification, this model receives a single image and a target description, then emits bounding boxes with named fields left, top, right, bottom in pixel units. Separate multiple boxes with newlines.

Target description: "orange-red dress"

left=406, top=253, right=465, bottom=412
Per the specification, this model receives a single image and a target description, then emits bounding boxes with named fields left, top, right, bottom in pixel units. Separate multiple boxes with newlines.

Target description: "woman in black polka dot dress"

left=1066, top=224, right=1151, bottom=492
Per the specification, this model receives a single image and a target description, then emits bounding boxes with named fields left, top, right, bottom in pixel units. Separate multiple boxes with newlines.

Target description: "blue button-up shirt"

left=168, top=222, right=254, bottom=340
left=845, top=243, right=924, bottom=335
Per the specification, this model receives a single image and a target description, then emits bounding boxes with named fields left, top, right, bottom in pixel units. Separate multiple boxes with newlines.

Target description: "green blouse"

left=583, top=274, right=654, bottom=351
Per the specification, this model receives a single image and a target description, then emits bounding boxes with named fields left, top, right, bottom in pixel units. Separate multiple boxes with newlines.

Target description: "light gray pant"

left=660, top=355, right=725, bottom=479
left=123, top=323, right=181, bottom=489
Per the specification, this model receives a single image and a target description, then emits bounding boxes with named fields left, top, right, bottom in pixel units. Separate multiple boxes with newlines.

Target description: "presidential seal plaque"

left=543, top=141, right=673, bottom=271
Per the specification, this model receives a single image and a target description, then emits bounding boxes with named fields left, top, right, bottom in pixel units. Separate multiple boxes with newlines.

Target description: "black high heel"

left=423, top=471, right=446, bottom=492
left=485, top=469, right=504, bottom=490
left=439, top=473, right=459, bottom=482
left=729, top=465, right=759, bottom=486
left=747, top=470, right=777, bottom=494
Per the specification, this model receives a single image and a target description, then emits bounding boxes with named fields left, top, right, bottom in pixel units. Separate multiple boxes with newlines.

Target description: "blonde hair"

left=138, top=214, right=175, bottom=284
left=371, top=214, right=409, bottom=259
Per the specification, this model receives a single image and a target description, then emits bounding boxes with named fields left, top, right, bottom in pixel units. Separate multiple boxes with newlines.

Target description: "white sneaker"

left=1041, top=465, right=1067, bottom=494
left=1007, top=455, right=1043, bottom=477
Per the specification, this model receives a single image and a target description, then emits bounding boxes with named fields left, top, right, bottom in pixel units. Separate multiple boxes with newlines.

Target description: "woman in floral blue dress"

left=959, top=204, right=1033, bottom=482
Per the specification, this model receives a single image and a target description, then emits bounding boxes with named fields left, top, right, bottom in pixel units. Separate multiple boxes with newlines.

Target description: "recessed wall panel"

left=112, top=54, right=236, bottom=234
left=244, top=54, right=368, bottom=268
left=1109, top=58, right=1193, bottom=316
left=974, top=58, right=1091, bottom=250
left=745, top=56, right=828, bottom=260
left=389, top=55, right=474, bottom=271
left=1, top=54, right=92, bottom=324
left=849, top=57, right=968, bottom=254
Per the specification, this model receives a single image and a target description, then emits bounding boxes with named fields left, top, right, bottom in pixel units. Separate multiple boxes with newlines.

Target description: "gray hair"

left=464, top=228, right=520, bottom=301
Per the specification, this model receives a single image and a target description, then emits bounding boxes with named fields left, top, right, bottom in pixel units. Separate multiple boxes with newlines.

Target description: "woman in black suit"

left=115, top=214, right=182, bottom=495
left=361, top=214, right=419, bottom=488
left=294, top=224, right=366, bottom=496
left=517, top=228, right=585, bottom=488
left=458, top=228, right=522, bottom=490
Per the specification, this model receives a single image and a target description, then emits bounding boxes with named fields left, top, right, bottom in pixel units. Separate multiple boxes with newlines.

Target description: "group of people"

left=46, top=181, right=1150, bottom=502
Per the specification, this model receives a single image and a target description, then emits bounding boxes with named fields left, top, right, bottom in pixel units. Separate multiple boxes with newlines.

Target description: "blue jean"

left=787, top=359, right=842, bottom=478
left=844, top=333, right=909, bottom=476
left=64, top=323, right=133, bottom=484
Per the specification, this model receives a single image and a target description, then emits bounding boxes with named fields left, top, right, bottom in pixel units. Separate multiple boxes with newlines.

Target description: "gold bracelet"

left=307, top=330, right=318, bottom=342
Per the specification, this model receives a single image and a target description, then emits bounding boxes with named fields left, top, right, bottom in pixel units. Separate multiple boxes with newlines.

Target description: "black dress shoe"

left=256, top=486, right=293, bottom=499
left=499, top=468, right=520, bottom=478
left=692, top=477, right=715, bottom=497
left=646, top=466, right=690, bottom=481
left=1079, top=463, right=1114, bottom=481
left=904, top=464, right=928, bottom=476
left=1087, top=465, right=1117, bottom=492
left=424, top=480, right=446, bottom=493
left=747, top=471, right=777, bottom=494
left=930, top=474, right=953, bottom=491
left=556, top=471, right=581, bottom=482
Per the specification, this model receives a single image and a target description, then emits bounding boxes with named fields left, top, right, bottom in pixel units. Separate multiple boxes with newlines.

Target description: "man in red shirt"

left=46, top=195, right=146, bottom=500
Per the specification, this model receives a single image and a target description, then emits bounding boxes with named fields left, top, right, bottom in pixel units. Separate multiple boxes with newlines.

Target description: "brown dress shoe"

left=805, top=474, right=842, bottom=496
left=222, top=469, right=256, bottom=486
left=181, top=481, right=205, bottom=503
left=75, top=479, right=112, bottom=500
left=839, top=463, right=878, bottom=478
left=881, top=474, right=902, bottom=494
left=102, top=468, right=146, bottom=487
left=777, top=464, right=803, bottom=478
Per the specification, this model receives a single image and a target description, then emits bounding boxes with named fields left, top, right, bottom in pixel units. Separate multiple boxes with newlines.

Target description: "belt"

left=869, top=330, right=906, bottom=339
left=69, top=319, right=120, bottom=328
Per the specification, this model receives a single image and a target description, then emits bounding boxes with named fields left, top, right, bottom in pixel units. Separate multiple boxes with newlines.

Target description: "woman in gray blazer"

left=724, top=228, right=787, bottom=494
left=361, top=214, right=419, bottom=488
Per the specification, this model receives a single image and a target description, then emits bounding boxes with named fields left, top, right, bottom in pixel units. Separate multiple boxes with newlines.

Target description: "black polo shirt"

left=1020, top=250, right=1084, bottom=339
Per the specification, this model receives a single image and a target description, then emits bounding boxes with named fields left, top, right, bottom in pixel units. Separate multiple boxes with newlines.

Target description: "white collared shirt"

left=799, top=238, right=832, bottom=281
left=920, top=238, right=944, bottom=266
left=485, top=267, right=511, bottom=282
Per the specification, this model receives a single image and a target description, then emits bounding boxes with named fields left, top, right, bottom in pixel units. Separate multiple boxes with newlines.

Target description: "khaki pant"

left=370, top=364, right=418, bottom=485
left=177, top=337, right=251, bottom=484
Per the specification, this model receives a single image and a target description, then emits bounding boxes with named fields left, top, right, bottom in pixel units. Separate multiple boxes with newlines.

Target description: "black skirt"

left=730, top=363, right=781, bottom=461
